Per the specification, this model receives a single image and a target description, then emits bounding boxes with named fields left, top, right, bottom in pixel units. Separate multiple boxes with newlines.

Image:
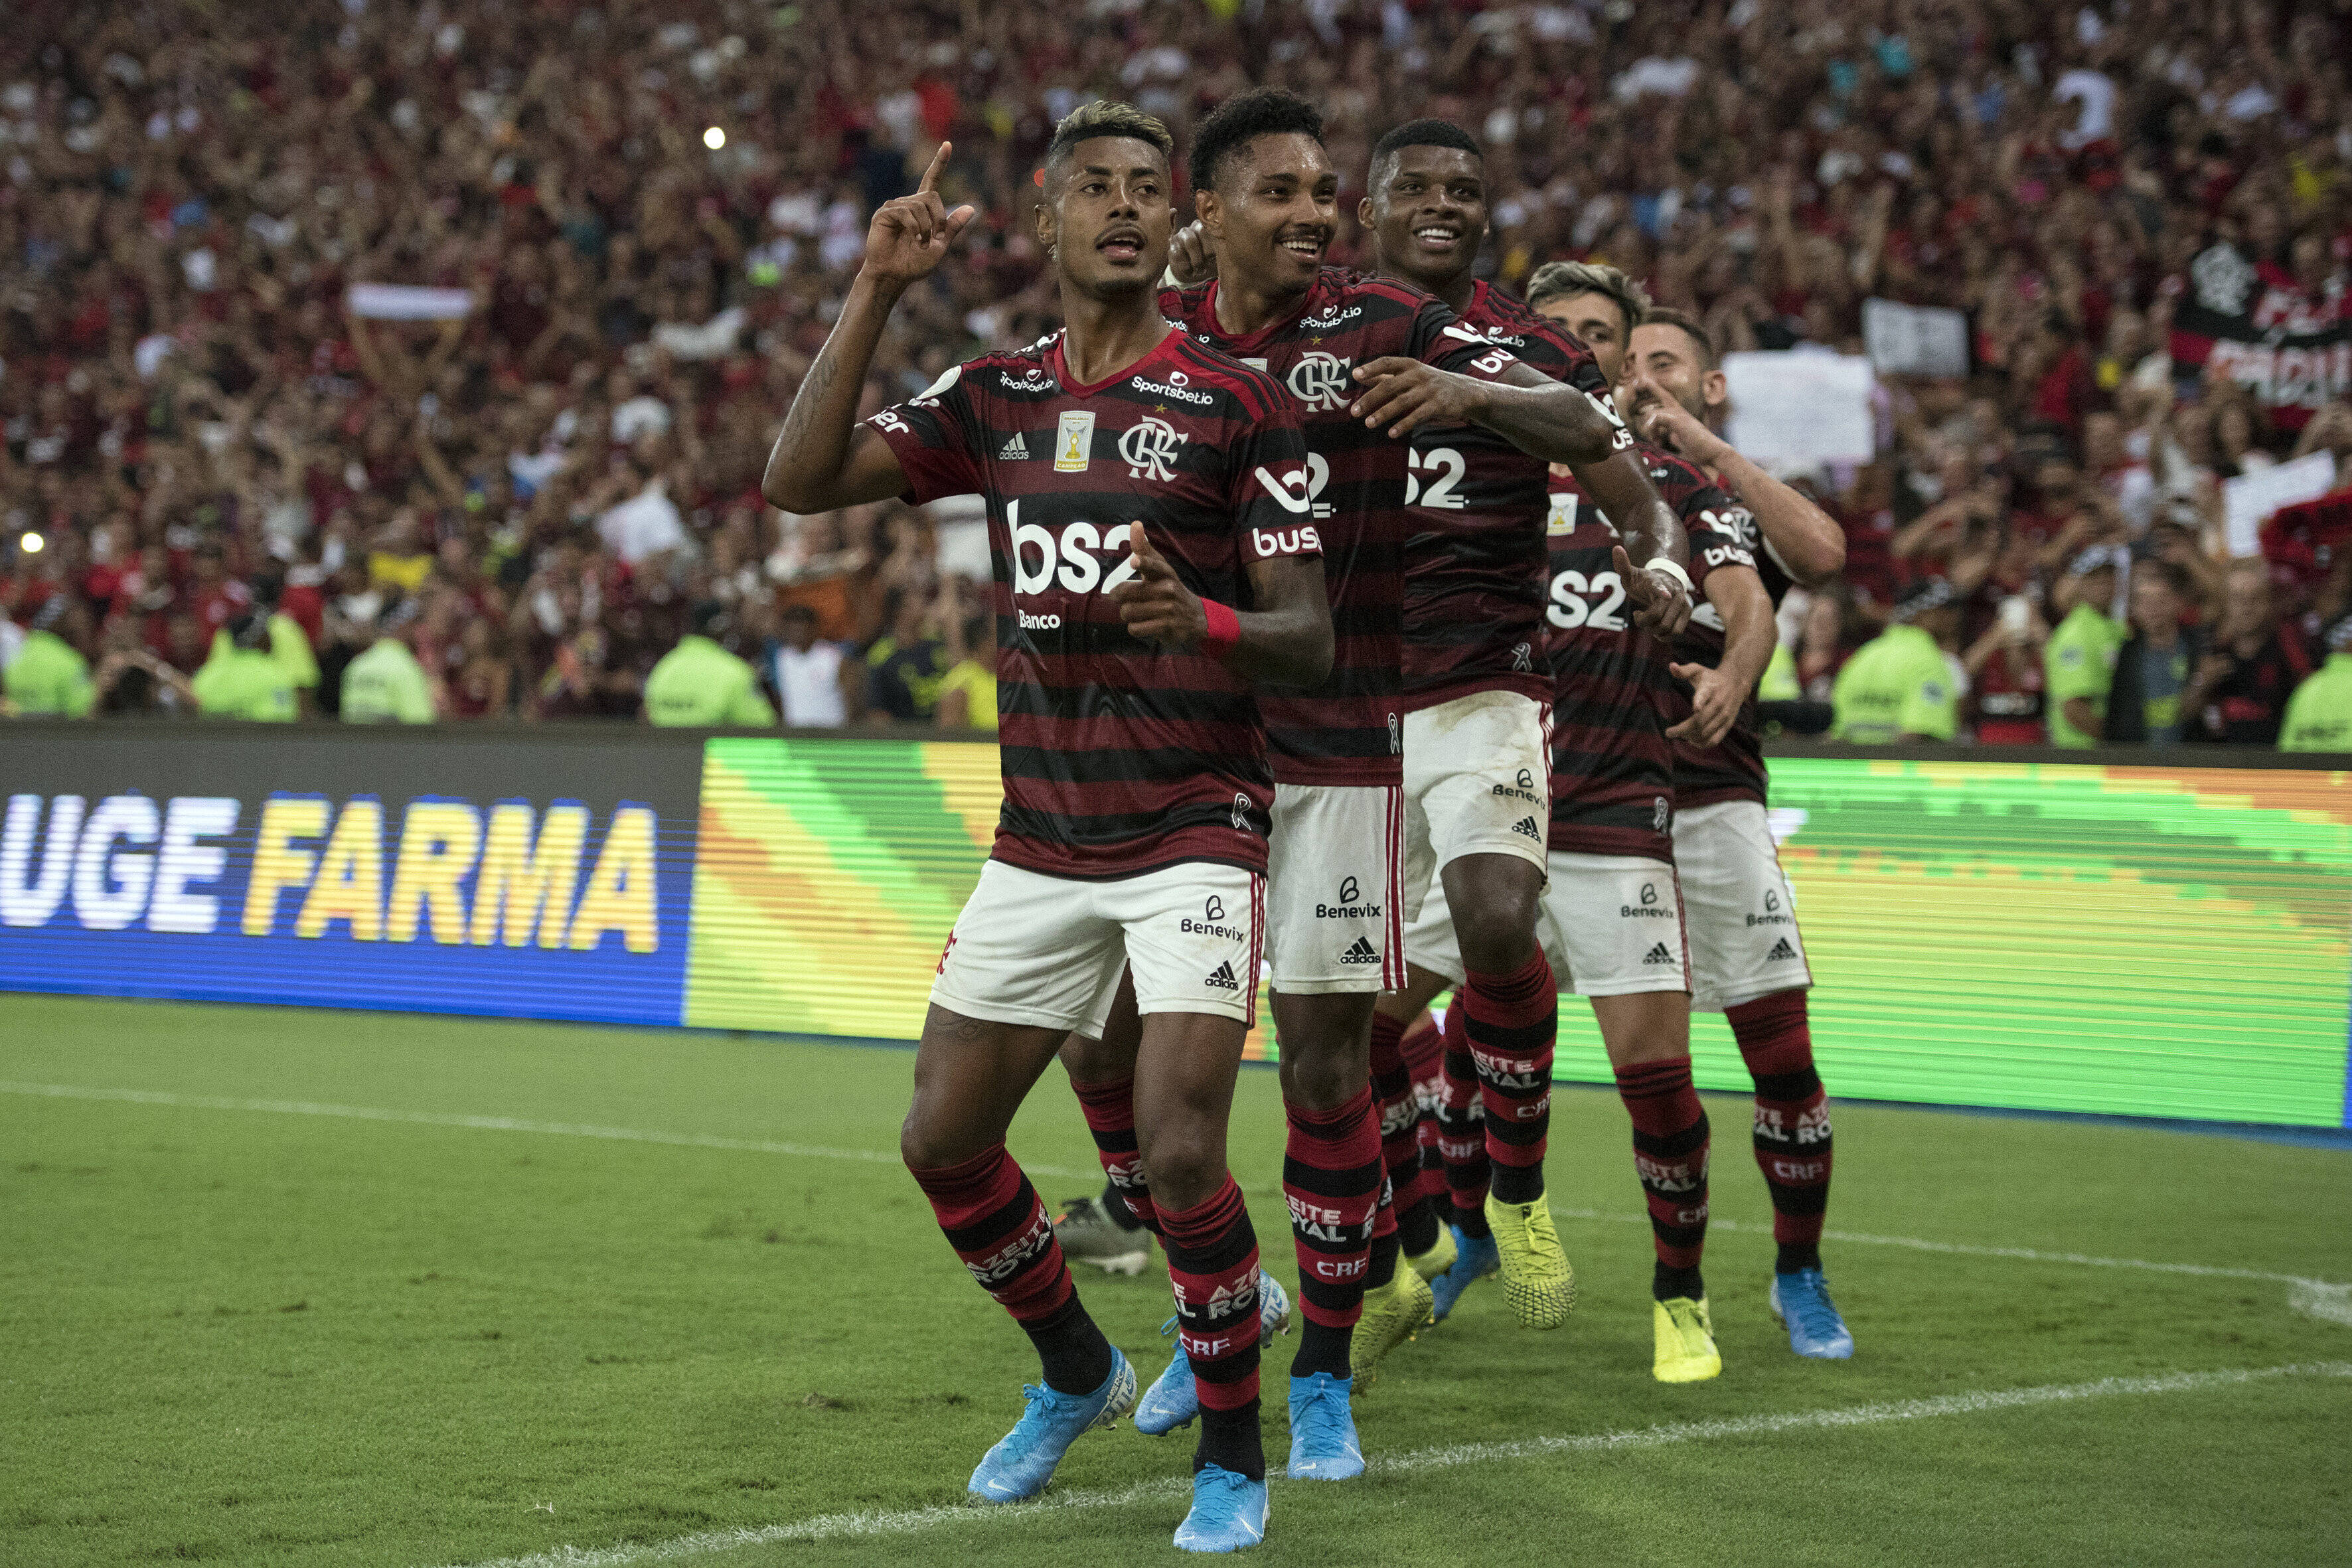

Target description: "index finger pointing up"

left=918, top=141, right=953, bottom=195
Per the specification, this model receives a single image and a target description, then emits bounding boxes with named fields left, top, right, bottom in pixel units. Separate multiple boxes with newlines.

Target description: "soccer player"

left=1615, top=303, right=1859, bottom=1360
left=762, top=108, right=1331, bottom=1552
left=1060, top=87, right=1680, bottom=1476
left=1351, top=122, right=1699, bottom=1343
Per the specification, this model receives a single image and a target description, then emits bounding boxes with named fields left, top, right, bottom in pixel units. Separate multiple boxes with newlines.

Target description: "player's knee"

left=1139, top=1129, right=1221, bottom=1212
left=1278, top=1040, right=1362, bottom=1111
left=899, top=1106, right=979, bottom=1173
left=1058, top=1030, right=1122, bottom=1083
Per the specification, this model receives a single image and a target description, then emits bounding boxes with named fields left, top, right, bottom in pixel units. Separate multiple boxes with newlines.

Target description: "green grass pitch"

left=3, top=993, right=2348, bottom=1567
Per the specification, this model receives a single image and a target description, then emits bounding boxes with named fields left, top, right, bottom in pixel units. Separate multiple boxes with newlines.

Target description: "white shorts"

left=1672, top=798, right=1813, bottom=1012
left=1264, top=782, right=1404, bottom=993
left=1405, top=850, right=1688, bottom=996
left=1400, top=690, right=1552, bottom=919
left=930, top=858, right=1264, bottom=1032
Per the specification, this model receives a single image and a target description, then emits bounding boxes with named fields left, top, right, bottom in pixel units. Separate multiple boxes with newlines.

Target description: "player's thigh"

left=1409, top=691, right=1551, bottom=882
left=929, top=859, right=1127, bottom=1032
left=1535, top=851, right=1691, bottom=998
left=1265, top=781, right=1403, bottom=993
left=1672, top=799, right=1812, bottom=1012
left=1399, top=861, right=1466, bottom=988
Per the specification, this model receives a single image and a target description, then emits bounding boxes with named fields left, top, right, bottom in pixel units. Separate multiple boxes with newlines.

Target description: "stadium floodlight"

left=703, top=126, right=726, bottom=150
left=19, top=530, right=41, bottom=554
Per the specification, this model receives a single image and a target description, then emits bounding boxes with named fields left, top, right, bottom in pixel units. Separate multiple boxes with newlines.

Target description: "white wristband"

left=1644, top=558, right=1693, bottom=596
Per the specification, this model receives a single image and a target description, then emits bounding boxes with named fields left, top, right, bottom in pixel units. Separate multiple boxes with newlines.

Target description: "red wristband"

left=1198, top=599, right=1241, bottom=662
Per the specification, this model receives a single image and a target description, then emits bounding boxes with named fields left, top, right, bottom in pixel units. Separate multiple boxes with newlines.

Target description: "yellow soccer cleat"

left=1348, top=1267, right=1435, bottom=1391
left=1406, top=1221, right=1458, bottom=1281
left=1482, top=1194, right=1577, bottom=1330
left=1652, top=1296, right=1722, bottom=1383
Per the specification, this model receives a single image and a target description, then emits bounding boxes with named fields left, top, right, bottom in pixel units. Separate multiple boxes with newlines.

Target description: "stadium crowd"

left=0, top=0, right=2348, bottom=744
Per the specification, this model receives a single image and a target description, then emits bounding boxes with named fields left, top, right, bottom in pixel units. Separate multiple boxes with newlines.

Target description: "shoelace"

left=1514, top=1205, right=1566, bottom=1267
left=1788, top=1279, right=1843, bottom=1340
left=1156, top=1314, right=1180, bottom=1340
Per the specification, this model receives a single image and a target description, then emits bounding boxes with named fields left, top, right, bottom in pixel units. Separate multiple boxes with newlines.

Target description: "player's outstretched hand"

left=1628, top=375, right=1727, bottom=466
left=1110, top=522, right=1207, bottom=647
left=860, top=143, right=976, bottom=288
left=1168, top=221, right=1216, bottom=286
left=1613, top=543, right=1695, bottom=636
left=1350, top=358, right=1486, bottom=439
left=1666, top=659, right=1741, bottom=745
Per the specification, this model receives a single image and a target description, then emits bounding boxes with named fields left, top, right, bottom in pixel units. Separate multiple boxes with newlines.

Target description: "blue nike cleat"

left=1285, top=1372, right=1364, bottom=1480
left=1173, top=1463, right=1269, bottom=1553
left=1136, top=1272, right=1293, bottom=1437
left=1429, top=1225, right=1499, bottom=1324
left=966, top=1349, right=1137, bottom=1503
left=1770, top=1267, right=1855, bottom=1360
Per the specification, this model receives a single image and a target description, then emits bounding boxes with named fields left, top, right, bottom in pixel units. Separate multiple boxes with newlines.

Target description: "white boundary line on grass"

left=435, top=1362, right=2352, bottom=1567
left=5, top=1079, right=2342, bottom=1302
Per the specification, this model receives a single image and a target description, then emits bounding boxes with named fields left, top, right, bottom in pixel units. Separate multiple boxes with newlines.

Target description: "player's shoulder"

left=950, top=335, right=1063, bottom=399
left=1473, top=285, right=1591, bottom=367
left=1167, top=334, right=1291, bottom=422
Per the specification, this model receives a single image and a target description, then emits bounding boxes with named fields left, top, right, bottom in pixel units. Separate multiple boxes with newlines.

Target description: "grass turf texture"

left=1, top=995, right=2346, bottom=1568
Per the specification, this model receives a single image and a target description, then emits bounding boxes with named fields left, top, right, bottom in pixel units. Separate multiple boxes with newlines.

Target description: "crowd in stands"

left=0, top=0, right=2348, bottom=747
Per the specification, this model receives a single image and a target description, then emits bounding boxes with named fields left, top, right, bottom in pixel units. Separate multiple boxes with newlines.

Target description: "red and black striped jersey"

left=869, top=328, right=1319, bottom=880
left=1161, top=268, right=1517, bottom=786
left=1403, top=281, right=1627, bottom=709
left=1545, top=444, right=1749, bottom=862
left=1666, top=477, right=1790, bottom=809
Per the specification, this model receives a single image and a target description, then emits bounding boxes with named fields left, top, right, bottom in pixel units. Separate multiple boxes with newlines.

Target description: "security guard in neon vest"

left=644, top=602, right=777, bottom=727
left=2280, top=612, right=2352, bottom=753
left=1832, top=576, right=1963, bottom=743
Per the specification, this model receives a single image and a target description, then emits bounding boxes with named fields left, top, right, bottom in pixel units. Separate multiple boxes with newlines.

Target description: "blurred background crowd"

left=0, top=0, right=2347, bottom=745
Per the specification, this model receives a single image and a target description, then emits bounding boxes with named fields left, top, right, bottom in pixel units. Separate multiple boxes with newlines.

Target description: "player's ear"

left=1193, top=186, right=1219, bottom=237
left=1702, top=367, right=1729, bottom=414
left=1035, top=188, right=1056, bottom=255
left=1356, top=193, right=1375, bottom=228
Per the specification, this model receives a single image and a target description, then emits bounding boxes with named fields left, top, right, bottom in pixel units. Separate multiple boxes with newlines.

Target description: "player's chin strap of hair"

left=1199, top=600, right=1241, bottom=662
left=1644, top=558, right=1693, bottom=597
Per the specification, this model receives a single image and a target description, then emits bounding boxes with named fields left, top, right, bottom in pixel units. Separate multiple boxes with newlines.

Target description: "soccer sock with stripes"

left=1070, top=1074, right=1158, bottom=1235
left=1613, top=1057, right=1711, bottom=1302
left=1464, top=948, right=1559, bottom=1205
left=1284, top=1087, right=1383, bottom=1381
left=909, top=1143, right=1113, bottom=1395
left=1157, top=1178, right=1265, bottom=1482
left=1729, top=989, right=1832, bottom=1274
left=1435, top=1000, right=1492, bottom=1237
left=1368, top=1010, right=1440, bottom=1255
left=1401, top=1014, right=1449, bottom=1229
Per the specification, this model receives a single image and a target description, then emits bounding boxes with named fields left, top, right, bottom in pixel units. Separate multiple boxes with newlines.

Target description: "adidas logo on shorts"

left=1642, top=942, right=1676, bottom=965
left=1204, top=961, right=1240, bottom=990
left=1510, top=816, right=1541, bottom=839
left=1766, top=937, right=1798, bottom=961
left=1339, top=936, right=1379, bottom=965
left=998, top=432, right=1030, bottom=460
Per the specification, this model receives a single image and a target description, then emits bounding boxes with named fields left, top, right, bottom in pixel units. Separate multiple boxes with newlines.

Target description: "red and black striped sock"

left=1730, top=990, right=1832, bottom=1274
left=1464, top=949, right=1559, bottom=1206
left=1071, top=1074, right=1158, bottom=1236
left=1613, top=1057, right=1710, bottom=1301
left=1283, top=1087, right=1381, bottom=1381
left=910, top=1143, right=1111, bottom=1395
left=1434, top=1000, right=1492, bottom=1237
left=1366, top=1174, right=1401, bottom=1289
left=1158, top=1178, right=1265, bottom=1482
left=1403, top=1014, right=1450, bottom=1241
left=1370, top=1012, right=1440, bottom=1255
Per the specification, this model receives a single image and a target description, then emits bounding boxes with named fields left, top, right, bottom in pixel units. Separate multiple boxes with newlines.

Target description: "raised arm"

left=1109, top=522, right=1333, bottom=687
left=762, top=145, right=974, bottom=514
left=1631, top=382, right=1847, bottom=586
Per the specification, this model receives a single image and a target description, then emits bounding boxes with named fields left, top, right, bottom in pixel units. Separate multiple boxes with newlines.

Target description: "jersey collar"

left=1046, top=325, right=1184, bottom=399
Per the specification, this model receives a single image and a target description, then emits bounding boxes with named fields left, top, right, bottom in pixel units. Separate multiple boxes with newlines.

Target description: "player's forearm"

left=1709, top=569, right=1777, bottom=699
left=762, top=274, right=903, bottom=513
left=1227, top=559, right=1334, bottom=686
left=1710, top=447, right=1846, bottom=585
left=1470, top=379, right=1623, bottom=466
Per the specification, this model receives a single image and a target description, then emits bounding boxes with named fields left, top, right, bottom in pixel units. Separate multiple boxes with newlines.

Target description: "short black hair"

left=1370, top=118, right=1482, bottom=181
left=1044, top=99, right=1174, bottom=182
left=1190, top=87, right=1323, bottom=195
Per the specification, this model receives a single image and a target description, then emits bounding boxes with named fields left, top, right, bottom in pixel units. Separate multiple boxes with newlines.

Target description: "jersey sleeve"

left=1407, top=298, right=1523, bottom=382
left=1897, top=650, right=1959, bottom=740
left=1228, top=398, right=1322, bottom=566
left=864, top=363, right=984, bottom=505
left=1678, top=484, right=1759, bottom=601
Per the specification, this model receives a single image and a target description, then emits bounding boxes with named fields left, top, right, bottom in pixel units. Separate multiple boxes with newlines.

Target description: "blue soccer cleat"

left=966, top=1349, right=1137, bottom=1503
left=1135, top=1272, right=1293, bottom=1437
left=1429, top=1225, right=1499, bottom=1324
left=1285, top=1372, right=1364, bottom=1480
left=1770, top=1267, right=1855, bottom=1360
left=1173, top=1463, right=1269, bottom=1553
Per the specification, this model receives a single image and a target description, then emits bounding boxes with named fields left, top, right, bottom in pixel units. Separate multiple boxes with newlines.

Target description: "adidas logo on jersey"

left=1642, top=942, right=1677, bottom=965
left=1511, top=816, right=1541, bottom=839
left=998, top=431, right=1030, bottom=460
left=1204, top=961, right=1240, bottom=990
left=1339, top=936, right=1380, bottom=965
left=1766, top=937, right=1798, bottom=961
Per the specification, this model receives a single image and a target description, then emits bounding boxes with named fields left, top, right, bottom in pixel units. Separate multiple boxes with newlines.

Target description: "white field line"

left=5, top=1079, right=2345, bottom=1299
left=437, top=1362, right=2352, bottom=1567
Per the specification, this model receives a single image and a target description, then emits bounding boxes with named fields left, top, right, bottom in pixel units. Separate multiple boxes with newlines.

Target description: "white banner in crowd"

left=2222, top=451, right=2341, bottom=558
left=1862, top=297, right=1971, bottom=378
left=1723, top=351, right=1877, bottom=467
left=346, top=283, right=476, bottom=321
